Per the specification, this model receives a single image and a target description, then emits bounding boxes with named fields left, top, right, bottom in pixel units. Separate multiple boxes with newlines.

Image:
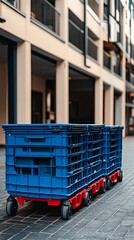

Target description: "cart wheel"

left=82, top=190, right=93, bottom=206
left=106, top=179, right=112, bottom=190
left=118, top=170, right=123, bottom=182
left=100, top=179, right=107, bottom=193
left=61, top=202, right=72, bottom=220
left=6, top=196, right=18, bottom=216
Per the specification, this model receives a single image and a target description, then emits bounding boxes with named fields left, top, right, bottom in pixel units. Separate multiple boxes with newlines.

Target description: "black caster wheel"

left=61, top=201, right=72, bottom=220
left=106, top=179, right=112, bottom=190
left=82, top=190, right=93, bottom=206
left=6, top=196, right=18, bottom=216
left=100, top=178, right=107, bottom=193
left=118, top=170, right=123, bottom=182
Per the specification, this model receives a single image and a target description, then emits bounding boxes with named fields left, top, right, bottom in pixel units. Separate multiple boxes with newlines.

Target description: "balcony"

left=131, top=44, right=134, bottom=59
left=31, top=0, right=60, bottom=35
left=87, top=0, right=99, bottom=17
left=103, top=1, right=108, bottom=20
left=69, top=10, right=84, bottom=52
left=5, top=0, right=22, bottom=11
left=69, top=20, right=84, bottom=52
left=114, top=62, right=122, bottom=76
left=126, top=36, right=131, bottom=56
left=126, top=69, right=134, bottom=85
left=87, top=37, right=98, bottom=61
left=103, top=51, right=111, bottom=70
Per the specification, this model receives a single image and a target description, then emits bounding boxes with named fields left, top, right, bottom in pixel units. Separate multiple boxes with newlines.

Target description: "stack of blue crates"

left=103, top=126, right=123, bottom=176
left=2, top=124, right=123, bottom=202
left=3, top=124, right=88, bottom=199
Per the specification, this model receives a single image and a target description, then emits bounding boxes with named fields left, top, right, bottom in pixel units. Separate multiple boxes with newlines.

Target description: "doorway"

left=32, top=91, right=43, bottom=123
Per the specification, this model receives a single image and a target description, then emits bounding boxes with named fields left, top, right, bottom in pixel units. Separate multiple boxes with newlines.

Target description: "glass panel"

left=69, top=10, right=84, bottom=52
left=88, top=0, right=100, bottom=17
left=87, top=37, right=98, bottom=61
left=103, top=52, right=111, bottom=70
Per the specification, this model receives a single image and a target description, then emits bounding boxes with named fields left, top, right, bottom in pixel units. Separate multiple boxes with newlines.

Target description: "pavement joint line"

left=123, top=223, right=134, bottom=239
left=100, top=208, right=134, bottom=240
left=46, top=202, right=119, bottom=240
left=5, top=226, right=30, bottom=240
left=22, top=231, right=32, bottom=240
left=68, top=206, right=123, bottom=240
left=1, top=224, right=16, bottom=234
left=20, top=206, right=55, bottom=222
left=35, top=210, right=61, bottom=224
left=70, top=189, right=134, bottom=240
left=38, top=191, right=119, bottom=236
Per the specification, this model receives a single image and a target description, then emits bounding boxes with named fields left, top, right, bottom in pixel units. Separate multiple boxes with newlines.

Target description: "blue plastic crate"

left=86, top=124, right=104, bottom=182
left=86, top=159, right=103, bottom=183
left=87, top=124, right=104, bottom=158
left=103, top=126, right=123, bottom=176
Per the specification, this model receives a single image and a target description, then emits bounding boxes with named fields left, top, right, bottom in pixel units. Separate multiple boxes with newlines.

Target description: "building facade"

left=0, top=0, right=134, bottom=144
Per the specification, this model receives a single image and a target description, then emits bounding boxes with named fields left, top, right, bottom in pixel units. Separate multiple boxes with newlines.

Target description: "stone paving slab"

left=0, top=137, right=134, bottom=240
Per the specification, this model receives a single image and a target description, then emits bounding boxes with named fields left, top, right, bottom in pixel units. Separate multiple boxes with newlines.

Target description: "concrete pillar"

left=94, top=1, right=104, bottom=124
left=17, top=42, right=31, bottom=123
left=95, top=78, right=103, bottom=124
left=104, top=86, right=114, bottom=125
left=56, top=60, right=69, bottom=123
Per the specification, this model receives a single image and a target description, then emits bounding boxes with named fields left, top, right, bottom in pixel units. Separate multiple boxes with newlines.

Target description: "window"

left=69, top=10, right=84, bottom=51
left=6, top=0, right=21, bottom=10
left=88, top=0, right=99, bottom=17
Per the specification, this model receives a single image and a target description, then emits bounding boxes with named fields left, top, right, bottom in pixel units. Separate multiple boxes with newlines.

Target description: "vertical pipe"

left=108, top=0, right=110, bottom=41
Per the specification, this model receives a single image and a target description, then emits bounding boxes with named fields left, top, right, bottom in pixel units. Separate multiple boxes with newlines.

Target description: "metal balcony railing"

left=6, top=0, right=21, bottom=11
left=69, top=20, right=84, bottom=52
left=126, top=70, right=134, bottom=85
left=131, top=74, right=134, bottom=85
left=103, top=3, right=108, bottom=20
left=87, top=37, right=98, bottom=61
left=103, top=51, right=111, bottom=70
left=87, top=0, right=99, bottom=17
left=31, top=0, right=60, bottom=35
left=114, top=63, right=122, bottom=76
left=131, top=44, right=134, bottom=59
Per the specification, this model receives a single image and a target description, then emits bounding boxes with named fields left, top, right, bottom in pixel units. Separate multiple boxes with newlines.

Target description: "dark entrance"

left=69, top=68, right=95, bottom=124
left=32, top=91, right=43, bottom=123
left=0, top=36, right=17, bottom=124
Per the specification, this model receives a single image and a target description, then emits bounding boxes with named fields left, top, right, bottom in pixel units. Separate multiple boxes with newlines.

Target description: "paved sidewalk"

left=0, top=137, right=134, bottom=240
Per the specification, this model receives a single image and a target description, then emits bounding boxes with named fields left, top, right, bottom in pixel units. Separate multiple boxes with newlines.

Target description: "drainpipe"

left=107, top=0, right=110, bottom=41
left=84, top=0, right=90, bottom=68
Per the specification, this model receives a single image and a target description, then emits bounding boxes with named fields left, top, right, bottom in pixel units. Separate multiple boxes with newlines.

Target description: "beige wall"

left=0, top=0, right=127, bottom=144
